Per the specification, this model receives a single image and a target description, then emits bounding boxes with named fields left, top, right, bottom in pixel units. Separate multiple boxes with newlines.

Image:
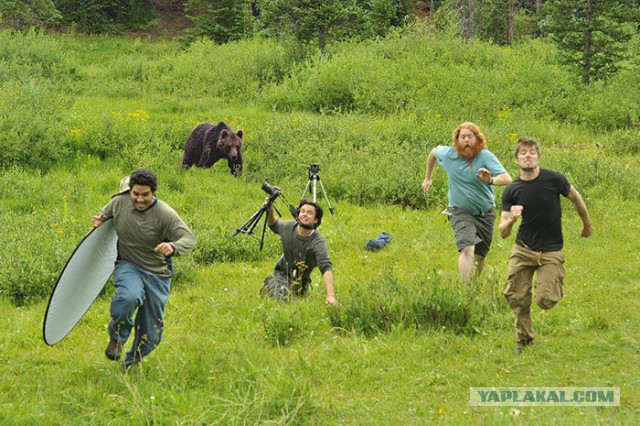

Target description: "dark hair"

left=514, top=137, right=541, bottom=158
left=297, top=199, right=323, bottom=228
left=129, top=169, right=158, bottom=193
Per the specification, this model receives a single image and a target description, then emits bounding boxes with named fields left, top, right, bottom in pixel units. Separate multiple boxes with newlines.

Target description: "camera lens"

left=261, top=182, right=274, bottom=195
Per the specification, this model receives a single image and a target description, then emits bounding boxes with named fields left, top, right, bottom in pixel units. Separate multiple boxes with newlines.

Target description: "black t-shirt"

left=502, top=169, right=571, bottom=251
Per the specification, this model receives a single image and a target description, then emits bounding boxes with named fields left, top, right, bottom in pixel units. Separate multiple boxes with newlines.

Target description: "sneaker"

left=105, top=339, right=123, bottom=361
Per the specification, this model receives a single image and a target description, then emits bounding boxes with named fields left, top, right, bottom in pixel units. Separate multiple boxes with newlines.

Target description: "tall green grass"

left=327, top=273, right=500, bottom=337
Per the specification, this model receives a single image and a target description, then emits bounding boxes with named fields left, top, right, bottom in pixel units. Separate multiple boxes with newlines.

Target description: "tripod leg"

left=301, top=181, right=311, bottom=201
left=259, top=210, right=269, bottom=250
left=317, top=179, right=342, bottom=234
left=233, top=206, right=266, bottom=236
left=312, top=178, right=318, bottom=202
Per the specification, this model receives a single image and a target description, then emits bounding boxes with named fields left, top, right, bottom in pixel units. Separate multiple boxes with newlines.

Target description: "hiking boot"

left=105, top=339, right=123, bottom=361
left=514, top=338, right=534, bottom=355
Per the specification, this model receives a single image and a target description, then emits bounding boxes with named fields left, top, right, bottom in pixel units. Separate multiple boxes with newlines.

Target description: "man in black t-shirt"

left=499, top=138, right=593, bottom=354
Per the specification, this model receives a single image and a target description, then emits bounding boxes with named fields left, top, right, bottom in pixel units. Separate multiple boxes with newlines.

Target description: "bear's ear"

left=237, top=130, right=243, bottom=139
left=219, top=130, right=229, bottom=140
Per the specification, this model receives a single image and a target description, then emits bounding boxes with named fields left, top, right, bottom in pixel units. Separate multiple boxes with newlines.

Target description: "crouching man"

left=261, top=198, right=337, bottom=305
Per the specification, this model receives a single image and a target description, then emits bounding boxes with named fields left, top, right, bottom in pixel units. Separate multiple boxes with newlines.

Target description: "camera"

left=262, top=181, right=282, bottom=203
left=308, top=164, right=320, bottom=175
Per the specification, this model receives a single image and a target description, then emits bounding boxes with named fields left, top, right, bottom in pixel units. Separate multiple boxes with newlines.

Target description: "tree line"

left=1, top=0, right=639, bottom=84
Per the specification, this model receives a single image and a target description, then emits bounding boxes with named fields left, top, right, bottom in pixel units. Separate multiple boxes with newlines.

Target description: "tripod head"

left=308, top=164, right=321, bottom=180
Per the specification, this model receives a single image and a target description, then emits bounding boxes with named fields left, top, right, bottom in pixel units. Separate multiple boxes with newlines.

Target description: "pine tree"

left=185, top=0, right=253, bottom=43
left=542, top=0, right=639, bottom=83
left=0, top=0, right=61, bottom=29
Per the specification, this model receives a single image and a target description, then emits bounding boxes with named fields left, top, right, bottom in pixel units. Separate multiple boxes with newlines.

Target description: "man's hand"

left=499, top=206, right=523, bottom=239
left=476, top=168, right=492, bottom=184
left=326, top=295, right=338, bottom=306
left=421, top=178, right=432, bottom=195
left=91, top=214, right=105, bottom=228
left=510, top=205, right=523, bottom=221
left=581, top=224, right=594, bottom=238
left=154, top=242, right=175, bottom=257
left=264, top=196, right=274, bottom=210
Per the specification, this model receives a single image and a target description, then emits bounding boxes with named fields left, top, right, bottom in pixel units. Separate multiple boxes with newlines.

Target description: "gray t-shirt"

left=100, top=193, right=196, bottom=277
left=269, top=220, right=332, bottom=286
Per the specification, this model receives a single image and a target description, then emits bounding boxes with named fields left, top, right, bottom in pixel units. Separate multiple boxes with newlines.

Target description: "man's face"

left=297, top=204, right=318, bottom=229
left=130, top=184, right=155, bottom=211
left=456, top=128, right=481, bottom=160
left=516, top=146, right=540, bottom=172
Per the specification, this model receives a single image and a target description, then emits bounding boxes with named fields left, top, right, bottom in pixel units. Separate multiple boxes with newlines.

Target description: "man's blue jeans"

left=108, top=261, right=171, bottom=366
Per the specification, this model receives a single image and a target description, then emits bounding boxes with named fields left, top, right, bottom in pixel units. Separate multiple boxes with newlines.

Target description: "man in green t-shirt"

left=91, top=169, right=196, bottom=369
left=261, top=198, right=337, bottom=305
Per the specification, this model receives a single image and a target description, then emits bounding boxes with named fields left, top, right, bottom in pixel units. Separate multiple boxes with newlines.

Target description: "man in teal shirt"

left=92, top=169, right=196, bottom=369
left=422, top=122, right=512, bottom=282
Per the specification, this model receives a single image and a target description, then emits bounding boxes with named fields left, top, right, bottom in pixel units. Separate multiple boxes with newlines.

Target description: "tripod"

left=233, top=186, right=297, bottom=250
left=301, top=164, right=341, bottom=233
left=232, top=204, right=274, bottom=251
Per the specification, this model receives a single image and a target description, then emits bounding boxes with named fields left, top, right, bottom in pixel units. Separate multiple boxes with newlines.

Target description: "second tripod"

left=301, top=164, right=341, bottom=233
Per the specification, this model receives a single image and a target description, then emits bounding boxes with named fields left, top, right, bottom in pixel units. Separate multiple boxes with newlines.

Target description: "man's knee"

left=261, top=274, right=291, bottom=302
left=110, top=289, right=140, bottom=320
left=536, top=292, right=562, bottom=310
left=460, top=245, right=475, bottom=257
left=114, top=289, right=140, bottom=307
left=535, top=258, right=564, bottom=310
left=503, top=292, right=531, bottom=310
left=503, top=278, right=531, bottom=309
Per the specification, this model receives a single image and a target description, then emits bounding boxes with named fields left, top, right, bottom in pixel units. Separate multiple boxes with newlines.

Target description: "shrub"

left=150, top=37, right=300, bottom=102
left=0, top=29, right=70, bottom=81
left=328, top=273, right=499, bottom=337
left=0, top=81, right=75, bottom=171
left=0, top=170, right=84, bottom=305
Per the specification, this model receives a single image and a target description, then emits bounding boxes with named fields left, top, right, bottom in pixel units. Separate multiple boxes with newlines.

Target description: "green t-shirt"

left=100, top=194, right=196, bottom=277
left=269, top=220, right=332, bottom=286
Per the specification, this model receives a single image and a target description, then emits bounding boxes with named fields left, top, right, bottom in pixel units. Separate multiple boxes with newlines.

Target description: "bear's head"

left=216, top=129, right=244, bottom=161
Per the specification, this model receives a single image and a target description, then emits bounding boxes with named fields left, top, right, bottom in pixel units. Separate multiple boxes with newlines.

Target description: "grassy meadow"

left=0, top=27, right=639, bottom=424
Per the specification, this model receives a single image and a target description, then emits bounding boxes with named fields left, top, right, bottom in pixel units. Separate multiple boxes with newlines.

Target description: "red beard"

left=455, top=141, right=483, bottom=161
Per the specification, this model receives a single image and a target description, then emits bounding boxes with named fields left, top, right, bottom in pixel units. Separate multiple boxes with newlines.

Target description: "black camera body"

left=262, top=181, right=282, bottom=203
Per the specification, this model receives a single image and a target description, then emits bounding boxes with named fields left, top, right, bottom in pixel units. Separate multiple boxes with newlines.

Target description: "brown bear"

left=182, top=121, right=244, bottom=176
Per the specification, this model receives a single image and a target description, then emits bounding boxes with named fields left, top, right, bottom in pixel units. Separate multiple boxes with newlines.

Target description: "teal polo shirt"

left=435, top=146, right=507, bottom=215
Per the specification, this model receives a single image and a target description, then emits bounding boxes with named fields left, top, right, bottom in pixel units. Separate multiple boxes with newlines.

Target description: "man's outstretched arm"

left=567, top=185, right=593, bottom=238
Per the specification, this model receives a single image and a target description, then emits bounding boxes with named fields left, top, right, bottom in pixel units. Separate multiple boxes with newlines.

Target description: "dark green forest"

left=2, top=0, right=639, bottom=83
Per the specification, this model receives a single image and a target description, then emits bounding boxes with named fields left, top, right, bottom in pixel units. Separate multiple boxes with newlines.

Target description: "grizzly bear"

left=182, top=121, right=244, bottom=176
